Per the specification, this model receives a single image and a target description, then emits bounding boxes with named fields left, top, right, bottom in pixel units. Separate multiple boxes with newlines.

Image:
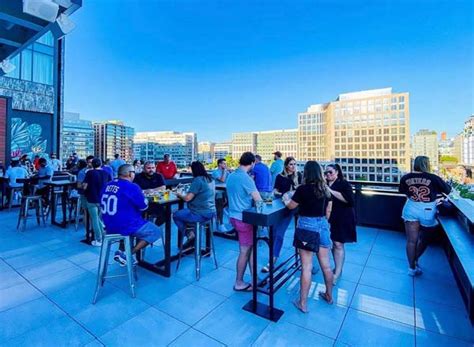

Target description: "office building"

left=0, top=2, right=82, bottom=164
left=93, top=120, right=135, bottom=162
left=454, top=133, right=464, bottom=164
left=213, top=142, right=232, bottom=160
left=412, top=129, right=439, bottom=169
left=134, top=131, right=197, bottom=167
left=231, top=132, right=257, bottom=159
left=298, top=88, right=410, bottom=182
left=197, top=141, right=215, bottom=163
left=463, top=115, right=474, bottom=165
left=61, top=112, right=94, bottom=161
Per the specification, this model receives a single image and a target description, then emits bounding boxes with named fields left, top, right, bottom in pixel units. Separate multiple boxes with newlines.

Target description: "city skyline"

left=64, top=1, right=472, bottom=142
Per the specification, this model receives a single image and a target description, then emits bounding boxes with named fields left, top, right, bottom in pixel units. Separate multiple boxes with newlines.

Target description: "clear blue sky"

left=64, top=0, right=473, bottom=142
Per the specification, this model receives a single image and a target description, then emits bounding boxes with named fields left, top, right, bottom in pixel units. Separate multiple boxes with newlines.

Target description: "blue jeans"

left=272, top=211, right=295, bottom=258
left=173, top=208, right=215, bottom=235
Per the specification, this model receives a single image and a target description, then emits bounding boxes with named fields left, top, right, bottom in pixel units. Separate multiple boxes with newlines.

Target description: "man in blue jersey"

left=101, top=164, right=162, bottom=265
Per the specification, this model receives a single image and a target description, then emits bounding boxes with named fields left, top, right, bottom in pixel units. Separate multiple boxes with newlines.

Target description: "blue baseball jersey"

left=101, top=179, right=148, bottom=235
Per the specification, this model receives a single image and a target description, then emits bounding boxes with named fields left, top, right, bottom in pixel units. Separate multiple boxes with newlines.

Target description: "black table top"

left=165, top=177, right=193, bottom=186
left=242, top=199, right=292, bottom=227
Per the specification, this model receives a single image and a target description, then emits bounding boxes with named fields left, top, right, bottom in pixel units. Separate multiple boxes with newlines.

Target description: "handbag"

left=293, top=196, right=325, bottom=252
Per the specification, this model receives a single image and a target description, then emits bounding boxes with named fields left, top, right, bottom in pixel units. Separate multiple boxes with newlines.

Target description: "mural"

left=10, top=117, right=48, bottom=159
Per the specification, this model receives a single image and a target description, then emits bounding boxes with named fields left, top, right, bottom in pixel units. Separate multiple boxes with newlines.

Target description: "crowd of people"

left=1, top=148, right=452, bottom=315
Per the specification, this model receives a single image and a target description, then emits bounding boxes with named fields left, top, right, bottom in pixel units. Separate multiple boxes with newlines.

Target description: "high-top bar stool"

left=176, top=218, right=218, bottom=280
left=92, top=234, right=137, bottom=304
left=8, top=186, right=23, bottom=210
left=17, top=195, right=46, bottom=231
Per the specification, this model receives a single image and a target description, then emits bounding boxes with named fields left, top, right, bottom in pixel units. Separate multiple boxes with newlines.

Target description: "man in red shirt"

left=156, top=154, right=178, bottom=179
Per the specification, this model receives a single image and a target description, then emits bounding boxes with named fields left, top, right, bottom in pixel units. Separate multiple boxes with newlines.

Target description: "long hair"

left=326, top=163, right=345, bottom=181
left=413, top=156, right=430, bottom=173
left=303, top=161, right=330, bottom=198
left=191, top=161, right=212, bottom=182
left=281, top=156, right=299, bottom=188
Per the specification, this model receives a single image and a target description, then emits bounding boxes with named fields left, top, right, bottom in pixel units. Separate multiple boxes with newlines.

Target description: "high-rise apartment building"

left=134, top=131, right=197, bottom=167
left=93, top=120, right=135, bottom=162
left=412, top=129, right=439, bottom=169
left=197, top=141, right=215, bottom=163
left=214, top=142, right=232, bottom=160
left=462, top=115, right=474, bottom=165
left=454, top=133, right=464, bottom=164
left=231, top=130, right=298, bottom=161
left=298, top=88, right=410, bottom=182
left=62, top=112, right=94, bottom=161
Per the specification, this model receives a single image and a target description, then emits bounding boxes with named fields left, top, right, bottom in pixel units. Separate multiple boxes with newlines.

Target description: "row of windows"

left=335, top=96, right=405, bottom=109
left=336, top=142, right=406, bottom=150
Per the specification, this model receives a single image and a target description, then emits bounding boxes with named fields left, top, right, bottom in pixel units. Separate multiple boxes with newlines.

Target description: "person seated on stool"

left=173, top=161, right=216, bottom=250
left=35, top=158, right=54, bottom=208
left=5, top=159, right=29, bottom=204
left=101, top=164, right=163, bottom=266
left=133, top=161, right=166, bottom=227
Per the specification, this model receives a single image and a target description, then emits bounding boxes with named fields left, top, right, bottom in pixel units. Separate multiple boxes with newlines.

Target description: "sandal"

left=233, top=284, right=252, bottom=292
left=293, top=300, right=309, bottom=313
left=261, top=264, right=270, bottom=273
left=318, top=292, right=334, bottom=305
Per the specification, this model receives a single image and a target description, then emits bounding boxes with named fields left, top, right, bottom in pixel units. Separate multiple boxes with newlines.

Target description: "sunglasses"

left=324, top=171, right=335, bottom=175
left=288, top=163, right=296, bottom=166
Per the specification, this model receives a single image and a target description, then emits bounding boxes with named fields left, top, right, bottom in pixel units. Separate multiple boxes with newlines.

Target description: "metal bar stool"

left=92, top=234, right=137, bottom=304
left=8, top=186, right=23, bottom=210
left=176, top=217, right=218, bottom=280
left=17, top=195, right=46, bottom=231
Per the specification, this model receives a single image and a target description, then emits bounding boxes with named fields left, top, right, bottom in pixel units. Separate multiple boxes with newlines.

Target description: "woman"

left=399, top=156, right=451, bottom=276
left=283, top=161, right=333, bottom=313
left=325, top=163, right=356, bottom=285
left=261, top=157, right=302, bottom=273
left=133, top=159, right=143, bottom=174
left=174, top=161, right=216, bottom=249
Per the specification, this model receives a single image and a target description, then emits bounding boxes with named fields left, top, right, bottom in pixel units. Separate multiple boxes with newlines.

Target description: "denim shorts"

left=131, top=221, right=162, bottom=244
left=297, top=216, right=332, bottom=249
left=402, top=199, right=438, bottom=227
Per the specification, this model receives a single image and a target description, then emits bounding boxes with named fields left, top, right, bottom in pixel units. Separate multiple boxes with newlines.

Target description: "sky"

left=64, top=0, right=473, bottom=143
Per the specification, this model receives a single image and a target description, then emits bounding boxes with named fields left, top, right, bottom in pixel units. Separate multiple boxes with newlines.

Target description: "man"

left=110, top=154, right=126, bottom=179
left=33, top=155, right=41, bottom=171
left=35, top=158, right=54, bottom=207
left=270, top=151, right=284, bottom=188
left=156, top=154, right=177, bottom=180
left=102, top=159, right=114, bottom=180
left=49, top=153, right=62, bottom=172
left=83, top=158, right=111, bottom=246
left=212, top=158, right=230, bottom=231
left=101, top=164, right=163, bottom=266
left=133, top=161, right=166, bottom=226
left=5, top=159, right=29, bottom=204
left=251, top=155, right=272, bottom=200
left=227, top=152, right=262, bottom=291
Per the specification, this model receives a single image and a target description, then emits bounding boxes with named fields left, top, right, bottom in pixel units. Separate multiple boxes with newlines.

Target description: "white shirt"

left=5, top=167, right=29, bottom=188
left=50, top=158, right=61, bottom=171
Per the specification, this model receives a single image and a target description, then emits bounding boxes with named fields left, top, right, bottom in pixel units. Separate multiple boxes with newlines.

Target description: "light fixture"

left=0, top=59, right=16, bottom=75
left=52, top=0, right=73, bottom=8
left=23, top=0, right=59, bottom=22
left=50, top=13, right=76, bottom=38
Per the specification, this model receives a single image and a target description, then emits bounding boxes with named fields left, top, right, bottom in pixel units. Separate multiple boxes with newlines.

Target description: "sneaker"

left=415, top=265, right=423, bottom=275
left=407, top=267, right=420, bottom=277
left=132, top=254, right=139, bottom=265
left=91, top=240, right=102, bottom=247
left=114, top=251, right=127, bottom=267
left=181, top=237, right=195, bottom=250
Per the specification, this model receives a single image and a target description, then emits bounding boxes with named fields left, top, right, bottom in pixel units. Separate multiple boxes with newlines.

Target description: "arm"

left=178, top=192, right=195, bottom=202
left=251, top=191, right=262, bottom=202
left=284, top=199, right=299, bottom=210
left=328, top=187, right=348, bottom=204
left=326, top=201, right=333, bottom=219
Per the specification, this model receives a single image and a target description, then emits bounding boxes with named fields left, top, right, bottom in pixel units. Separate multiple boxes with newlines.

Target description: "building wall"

left=231, top=132, right=257, bottom=159
left=94, top=121, right=135, bottom=162
left=463, top=115, right=474, bottom=165
left=214, top=142, right=232, bottom=160
left=62, top=112, right=94, bottom=161
left=255, top=129, right=298, bottom=161
left=412, top=129, right=439, bottom=169
left=0, top=98, right=6, bottom=164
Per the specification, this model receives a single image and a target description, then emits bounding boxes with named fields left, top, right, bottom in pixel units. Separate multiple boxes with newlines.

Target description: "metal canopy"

left=0, top=0, right=82, bottom=62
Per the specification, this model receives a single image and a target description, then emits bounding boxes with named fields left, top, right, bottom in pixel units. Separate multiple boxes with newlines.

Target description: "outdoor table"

left=137, top=191, right=211, bottom=277
left=241, top=199, right=301, bottom=322
left=164, top=177, right=193, bottom=188
left=45, top=180, right=76, bottom=228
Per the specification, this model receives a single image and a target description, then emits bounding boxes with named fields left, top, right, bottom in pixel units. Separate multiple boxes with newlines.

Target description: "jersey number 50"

left=101, top=194, right=118, bottom=215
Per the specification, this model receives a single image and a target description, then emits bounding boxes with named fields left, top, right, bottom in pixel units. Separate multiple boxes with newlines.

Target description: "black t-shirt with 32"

left=133, top=172, right=165, bottom=190
left=292, top=183, right=331, bottom=217
left=399, top=172, right=451, bottom=203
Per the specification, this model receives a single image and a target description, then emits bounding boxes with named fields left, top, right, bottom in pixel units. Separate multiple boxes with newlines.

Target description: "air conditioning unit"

left=23, top=0, right=59, bottom=22
left=0, top=60, right=16, bottom=76
left=53, top=0, right=73, bottom=8
left=51, top=14, right=76, bottom=38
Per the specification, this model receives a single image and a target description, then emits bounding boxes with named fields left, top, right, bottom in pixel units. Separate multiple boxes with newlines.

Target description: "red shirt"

left=156, top=161, right=177, bottom=179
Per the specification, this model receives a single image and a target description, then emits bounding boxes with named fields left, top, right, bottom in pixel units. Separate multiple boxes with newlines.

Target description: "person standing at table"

left=399, top=156, right=451, bottom=276
left=110, top=154, right=126, bottom=179
left=212, top=158, right=230, bottom=231
left=35, top=158, right=54, bottom=208
left=270, top=151, right=284, bottom=188
left=134, top=161, right=166, bottom=227
left=83, top=158, right=111, bottom=246
left=283, top=161, right=333, bottom=313
left=325, top=163, right=356, bottom=285
left=261, top=156, right=302, bottom=273
left=156, top=154, right=178, bottom=180
left=251, top=155, right=272, bottom=200
left=173, top=161, right=216, bottom=249
left=227, top=152, right=262, bottom=291
left=49, top=153, right=62, bottom=172
left=101, top=164, right=163, bottom=266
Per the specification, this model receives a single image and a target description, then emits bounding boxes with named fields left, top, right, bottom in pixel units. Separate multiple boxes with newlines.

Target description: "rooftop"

left=0, top=209, right=472, bottom=346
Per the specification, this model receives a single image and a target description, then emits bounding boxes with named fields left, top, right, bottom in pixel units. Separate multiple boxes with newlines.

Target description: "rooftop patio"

left=0, top=207, right=472, bottom=347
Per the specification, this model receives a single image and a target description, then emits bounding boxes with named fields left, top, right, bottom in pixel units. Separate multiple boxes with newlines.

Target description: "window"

left=21, top=49, right=32, bottom=80
left=33, top=52, right=53, bottom=84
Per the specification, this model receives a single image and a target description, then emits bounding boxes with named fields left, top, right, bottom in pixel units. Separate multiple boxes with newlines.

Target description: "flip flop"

left=233, top=284, right=252, bottom=292
left=293, top=300, right=309, bottom=313
left=261, top=265, right=270, bottom=273
left=318, top=292, right=334, bottom=305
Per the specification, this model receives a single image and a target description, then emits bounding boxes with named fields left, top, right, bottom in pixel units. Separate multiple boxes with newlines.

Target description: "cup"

left=153, top=195, right=160, bottom=203
left=164, top=190, right=170, bottom=200
left=256, top=200, right=264, bottom=213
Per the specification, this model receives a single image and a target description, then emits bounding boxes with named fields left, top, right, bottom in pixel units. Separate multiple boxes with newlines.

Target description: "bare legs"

left=235, top=244, right=253, bottom=289
left=332, top=241, right=345, bottom=280
left=317, top=247, right=334, bottom=303
left=405, top=221, right=420, bottom=269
